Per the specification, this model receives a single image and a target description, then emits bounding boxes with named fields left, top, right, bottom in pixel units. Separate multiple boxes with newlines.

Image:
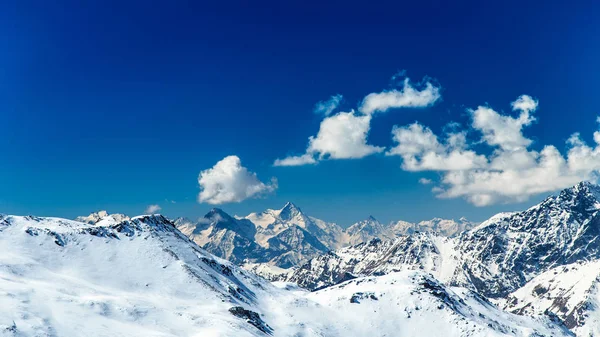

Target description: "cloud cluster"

left=198, top=155, right=277, bottom=204
left=388, top=95, right=600, bottom=206
left=145, top=204, right=161, bottom=214
left=274, top=76, right=441, bottom=166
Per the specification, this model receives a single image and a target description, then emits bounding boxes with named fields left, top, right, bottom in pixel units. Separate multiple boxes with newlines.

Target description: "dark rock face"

left=350, top=292, right=378, bottom=304
left=228, top=306, right=273, bottom=335
left=455, top=181, right=600, bottom=298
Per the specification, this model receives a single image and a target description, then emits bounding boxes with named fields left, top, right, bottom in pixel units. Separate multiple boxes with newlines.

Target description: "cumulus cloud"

left=471, top=95, right=537, bottom=151
left=419, top=178, right=433, bottom=185
left=314, top=94, right=343, bottom=116
left=145, top=204, right=161, bottom=214
left=387, top=123, right=487, bottom=171
left=274, top=111, right=383, bottom=166
left=198, top=155, right=277, bottom=204
left=389, top=95, right=600, bottom=206
left=307, top=112, right=383, bottom=159
left=359, top=78, right=441, bottom=115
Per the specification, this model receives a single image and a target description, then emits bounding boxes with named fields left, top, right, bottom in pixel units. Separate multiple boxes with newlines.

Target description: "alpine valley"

left=4, top=182, right=600, bottom=336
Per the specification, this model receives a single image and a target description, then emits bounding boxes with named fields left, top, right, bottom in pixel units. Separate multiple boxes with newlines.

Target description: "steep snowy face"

left=277, top=202, right=302, bottom=222
left=498, top=260, right=600, bottom=334
left=345, top=216, right=393, bottom=245
left=242, top=203, right=344, bottom=266
left=281, top=233, right=456, bottom=291
left=246, top=202, right=344, bottom=251
left=206, top=208, right=257, bottom=240
left=0, top=214, right=274, bottom=336
left=455, top=181, right=600, bottom=298
left=265, top=226, right=329, bottom=268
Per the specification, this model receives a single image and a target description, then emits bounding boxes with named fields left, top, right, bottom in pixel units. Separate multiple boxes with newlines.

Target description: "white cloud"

left=145, top=204, right=161, bottom=214
left=387, top=123, right=487, bottom=171
left=359, top=78, right=441, bottom=115
left=390, top=95, right=600, bottom=206
left=308, top=112, right=383, bottom=159
left=314, top=94, right=343, bottom=116
left=511, top=94, right=539, bottom=113
left=273, top=153, right=317, bottom=167
left=419, top=178, right=433, bottom=185
left=471, top=95, right=537, bottom=151
left=274, top=111, right=383, bottom=166
left=198, top=155, right=277, bottom=204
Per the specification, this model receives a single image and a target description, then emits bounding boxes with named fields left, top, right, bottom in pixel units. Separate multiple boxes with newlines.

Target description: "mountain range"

left=0, top=212, right=564, bottom=336
left=168, top=202, right=476, bottom=270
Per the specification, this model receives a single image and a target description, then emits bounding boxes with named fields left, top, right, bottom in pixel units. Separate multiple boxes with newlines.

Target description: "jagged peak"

left=205, top=208, right=234, bottom=220
left=279, top=201, right=303, bottom=220
left=547, top=181, right=600, bottom=210
left=75, top=210, right=129, bottom=225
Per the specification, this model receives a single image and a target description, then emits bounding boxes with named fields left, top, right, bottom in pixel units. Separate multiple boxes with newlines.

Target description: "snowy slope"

left=287, top=271, right=570, bottom=337
left=0, top=214, right=272, bottom=336
left=498, top=260, right=600, bottom=335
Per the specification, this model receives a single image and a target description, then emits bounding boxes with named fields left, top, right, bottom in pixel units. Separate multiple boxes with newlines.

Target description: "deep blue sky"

left=1, top=0, right=599, bottom=226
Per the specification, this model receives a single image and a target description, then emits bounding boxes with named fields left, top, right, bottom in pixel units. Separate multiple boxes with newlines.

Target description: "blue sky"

left=1, top=1, right=599, bottom=226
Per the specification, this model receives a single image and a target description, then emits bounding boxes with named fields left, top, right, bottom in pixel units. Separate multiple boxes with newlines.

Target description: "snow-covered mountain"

left=278, top=182, right=600, bottom=335
left=344, top=215, right=394, bottom=245
left=176, top=208, right=269, bottom=265
left=173, top=202, right=475, bottom=272
left=498, top=260, right=600, bottom=335
left=245, top=202, right=345, bottom=251
left=454, top=181, right=600, bottom=298
left=0, top=213, right=566, bottom=336
left=279, top=232, right=456, bottom=290
left=74, top=210, right=130, bottom=225
left=175, top=204, right=337, bottom=268
left=344, top=216, right=476, bottom=246
left=391, top=217, right=476, bottom=237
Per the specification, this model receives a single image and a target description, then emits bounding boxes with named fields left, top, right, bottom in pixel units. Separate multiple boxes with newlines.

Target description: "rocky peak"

left=278, top=202, right=302, bottom=220
left=75, top=211, right=129, bottom=225
left=203, top=208, right=256, bottom=239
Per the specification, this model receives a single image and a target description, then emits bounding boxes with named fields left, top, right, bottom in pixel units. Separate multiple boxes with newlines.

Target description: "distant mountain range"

left=167, top=202, right=476, bottom=269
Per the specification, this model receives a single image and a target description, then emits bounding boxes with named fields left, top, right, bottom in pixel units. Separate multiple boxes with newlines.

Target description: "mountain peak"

left=75, top=211, right=129, bottom=225
left=555, top=181, right=600, bottom=209
left=206, top=208, right=232, bottom=219
left=279, top=202, right=302, bottom=220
